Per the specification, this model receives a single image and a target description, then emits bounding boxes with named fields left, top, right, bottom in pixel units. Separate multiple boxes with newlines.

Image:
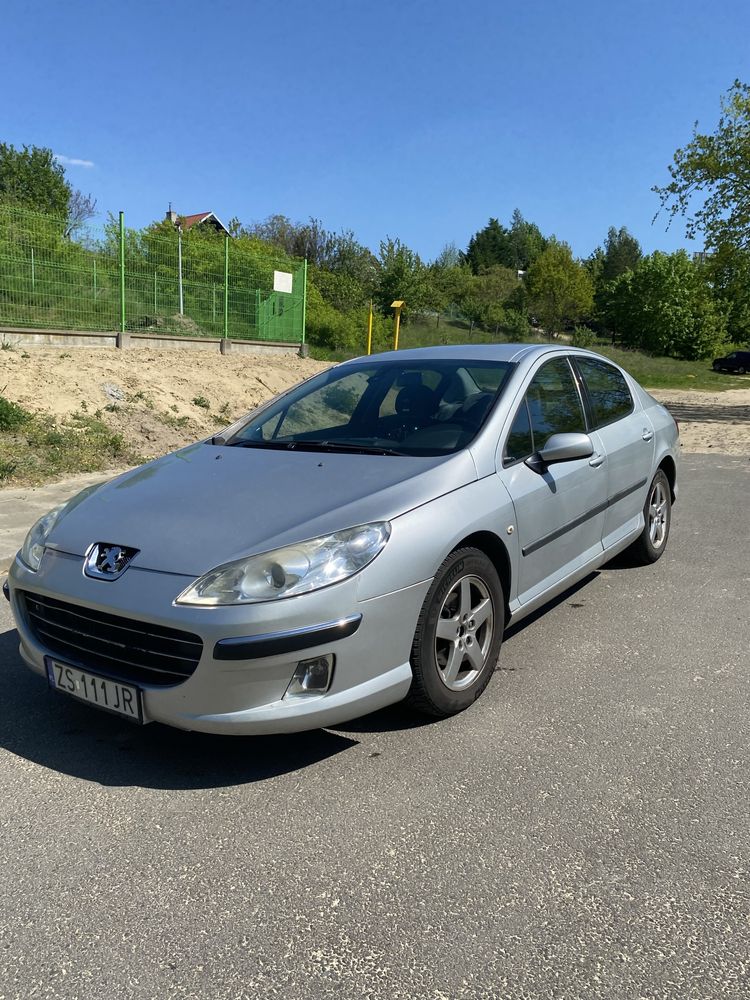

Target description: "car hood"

left=47, top=443, right=477, bottom=576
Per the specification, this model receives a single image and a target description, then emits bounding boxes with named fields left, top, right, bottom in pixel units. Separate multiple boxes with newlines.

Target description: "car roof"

left=343, top=343, right=556, bottom=366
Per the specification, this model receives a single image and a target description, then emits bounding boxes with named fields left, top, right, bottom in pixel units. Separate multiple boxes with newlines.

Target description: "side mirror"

left=525, top=432, right=593, bottom=472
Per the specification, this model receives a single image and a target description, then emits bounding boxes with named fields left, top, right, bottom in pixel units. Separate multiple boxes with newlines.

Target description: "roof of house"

left=178, top=212, right=229, bottom=234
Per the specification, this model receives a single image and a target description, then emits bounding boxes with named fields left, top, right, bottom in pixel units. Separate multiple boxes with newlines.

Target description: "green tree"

left=427, top=246, right=472, bottom=325
left=525, top=240, right=593, bottom=338
left=604, top=251, right=727, bottom=359
left=0, top=143, right=71, bottom=218
left=464, top=218, right=509, bottom=273
left=464, top=211, right=547, bottom=274
left=376, top=237, right=428, bottom=315
left=654, top=80, right=750, bottom=251
left=506, top=208, right=547, bottom=271
left=704, top=244, right=750, bottom=344
left=599, top=226, right=642, bottom=282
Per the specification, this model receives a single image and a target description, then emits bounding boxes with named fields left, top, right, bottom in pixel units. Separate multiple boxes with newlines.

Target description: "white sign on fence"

left=273, top=270, right=293, bottom=294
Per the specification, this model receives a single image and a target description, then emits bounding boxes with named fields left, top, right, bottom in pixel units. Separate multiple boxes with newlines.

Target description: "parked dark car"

left=713, top=351, right=750, bottom=374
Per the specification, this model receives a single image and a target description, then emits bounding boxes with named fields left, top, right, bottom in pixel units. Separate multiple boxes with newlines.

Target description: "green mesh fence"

left=0, top=205, right=306, bottom=342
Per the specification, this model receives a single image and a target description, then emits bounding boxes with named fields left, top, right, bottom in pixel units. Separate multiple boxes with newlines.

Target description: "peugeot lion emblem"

left=84, top=543, right=139, bottom=581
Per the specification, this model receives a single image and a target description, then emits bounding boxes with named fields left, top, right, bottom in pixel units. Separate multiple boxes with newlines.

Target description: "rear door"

left=572, top=356, right=654, bottom=549
left=500, top=356, right=607, bottom=605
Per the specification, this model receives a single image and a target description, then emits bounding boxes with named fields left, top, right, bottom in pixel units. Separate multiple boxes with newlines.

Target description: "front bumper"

left=8, top=550, right=431, bottom=734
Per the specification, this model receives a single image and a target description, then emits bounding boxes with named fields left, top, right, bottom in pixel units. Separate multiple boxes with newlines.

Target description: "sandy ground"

left=649, top=387, right=750, bottom=456
left=0, top=347, right=747, bottom=462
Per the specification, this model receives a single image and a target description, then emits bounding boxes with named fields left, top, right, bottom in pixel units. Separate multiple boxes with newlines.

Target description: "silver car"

left=6, top=345, right=679, bottom=734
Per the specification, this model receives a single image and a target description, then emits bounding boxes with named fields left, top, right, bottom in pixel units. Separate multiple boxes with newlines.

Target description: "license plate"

left=45, top=659, right=144, bottom=723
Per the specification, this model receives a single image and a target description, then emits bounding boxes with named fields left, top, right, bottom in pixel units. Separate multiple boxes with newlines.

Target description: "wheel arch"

left=451, top=530, right=512, bottom=624
left=658, top=454, right=677, bottom=503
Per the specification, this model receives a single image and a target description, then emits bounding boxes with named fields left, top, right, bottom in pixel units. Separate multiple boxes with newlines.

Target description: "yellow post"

left=391, top=300, right=404, bottom=351
left=366, top=300, right=373, bottom=355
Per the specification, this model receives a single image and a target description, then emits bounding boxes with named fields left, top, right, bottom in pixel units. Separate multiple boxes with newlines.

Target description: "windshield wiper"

left=225, top=438, right=401, bottom=455
left=226, top=439, right=297, bottom=449
left=286, top=440, right=403, bottom=456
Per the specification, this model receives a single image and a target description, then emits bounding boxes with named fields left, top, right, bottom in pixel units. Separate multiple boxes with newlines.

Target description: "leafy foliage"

left=0, top=395, right=31, bottom=431
left=464, top=210, right=547, bottom=273
left=602, top=251, right=727, bottom=359
left=654, top=80, right=750, bottom=251
left=0, top=143, right=70, bottom=218
left=571, top=325, right=597, bottom=348
left=703, top=244, right=750, bottom=345
left=376, top=238, right=428, bottom=314
left=525, top=241, right=594, bottom=337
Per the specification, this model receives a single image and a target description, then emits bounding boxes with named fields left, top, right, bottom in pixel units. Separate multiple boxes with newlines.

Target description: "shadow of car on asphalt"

left=0, top=562, right=639, bottom=785
left=0, top=626, right=362, bottom=789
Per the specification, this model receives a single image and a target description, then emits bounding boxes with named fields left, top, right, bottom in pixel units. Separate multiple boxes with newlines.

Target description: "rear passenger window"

left=575, top=358, right=633, bottom=428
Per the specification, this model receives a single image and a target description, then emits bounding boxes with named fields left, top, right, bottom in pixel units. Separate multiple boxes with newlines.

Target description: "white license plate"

left=46, top=659, right=144, bottom=723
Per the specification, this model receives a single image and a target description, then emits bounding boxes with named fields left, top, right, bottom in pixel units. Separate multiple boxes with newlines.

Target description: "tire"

left=738, top=366, right=747, bottom=375
left=407, top=547, right=504, bottom=718
left=628, top=469, right=672, bottom=565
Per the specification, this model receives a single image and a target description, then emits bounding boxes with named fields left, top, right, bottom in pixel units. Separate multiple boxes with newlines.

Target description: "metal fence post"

left=301, top=259, right=307, bottom=345
left=177, top=225, right=184, bottom=315
left=119, top=211, right=126, bottom=334
left=31, top=247, right=35, bottom=291
left=223, top=236, right=229, bottom=339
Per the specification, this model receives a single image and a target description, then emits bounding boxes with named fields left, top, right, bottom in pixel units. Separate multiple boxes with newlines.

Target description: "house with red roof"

left=165, top=206, right=229, bottom=235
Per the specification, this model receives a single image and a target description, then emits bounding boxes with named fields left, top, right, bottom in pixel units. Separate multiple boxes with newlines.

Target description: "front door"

left=500, top=356, right=607, bottom=605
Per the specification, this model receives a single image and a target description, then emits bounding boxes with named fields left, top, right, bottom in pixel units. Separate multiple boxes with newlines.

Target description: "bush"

left=502, top=309, right=531, bottom=341
left=571, top=325, right=596, bottom=348
left=0, top=395, right=31, bottom=432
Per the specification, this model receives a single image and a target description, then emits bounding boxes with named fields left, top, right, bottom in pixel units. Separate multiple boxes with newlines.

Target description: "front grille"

left=20, top=591, right=203, bottom=687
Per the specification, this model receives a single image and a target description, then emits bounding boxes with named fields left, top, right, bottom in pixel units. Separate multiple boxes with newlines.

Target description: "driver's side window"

left=503, top=357, right=586, bottom=465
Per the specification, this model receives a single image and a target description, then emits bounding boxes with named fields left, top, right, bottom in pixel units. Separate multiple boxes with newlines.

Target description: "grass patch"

left=162, top=412, right=191, bottom=429
left=0, top=409, right=140, bottom=486
left=0, top=396, right=32, bottom=431
left=589, top=344, right=744, bottom=391
left=192, top=395, right=210, bottom=409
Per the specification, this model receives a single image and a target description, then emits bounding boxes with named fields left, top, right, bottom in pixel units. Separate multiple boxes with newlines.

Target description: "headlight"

left=18, top=482, right=105, bottom=572
left=19, top=505, right=65, bottom=572
left=177, top=522, right=391, bottom=606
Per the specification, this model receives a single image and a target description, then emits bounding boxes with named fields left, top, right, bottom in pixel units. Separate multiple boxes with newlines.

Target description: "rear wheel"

left=738, top=366, right=747, bottom=375
left=628, top=469, right=672, bottom=564
left=407, top=548, right=504, bottom=717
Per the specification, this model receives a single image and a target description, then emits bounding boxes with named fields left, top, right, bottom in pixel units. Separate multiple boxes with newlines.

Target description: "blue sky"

left=2, top=0, right=749, bottom=261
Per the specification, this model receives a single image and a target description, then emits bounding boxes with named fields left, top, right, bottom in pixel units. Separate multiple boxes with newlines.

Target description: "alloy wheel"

left=648, top=480, right=669, bottom=549
left=435, top=575, right=494, bottom=691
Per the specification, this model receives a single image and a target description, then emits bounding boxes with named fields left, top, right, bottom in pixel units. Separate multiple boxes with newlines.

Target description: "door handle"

left=589, top=453, right=605, bottom=468
left=642, top=428, right=654, bottom=442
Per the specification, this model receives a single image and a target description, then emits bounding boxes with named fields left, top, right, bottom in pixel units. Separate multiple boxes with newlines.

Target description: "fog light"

left=284, top=654, right=334, bottom=698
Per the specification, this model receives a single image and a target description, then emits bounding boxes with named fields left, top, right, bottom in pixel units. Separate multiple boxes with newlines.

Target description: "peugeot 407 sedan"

left=6, top=345, right=679, bottom=734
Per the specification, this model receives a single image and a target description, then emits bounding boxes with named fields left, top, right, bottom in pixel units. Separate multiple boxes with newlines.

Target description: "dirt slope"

left=0, top=347, right=329, bottom=459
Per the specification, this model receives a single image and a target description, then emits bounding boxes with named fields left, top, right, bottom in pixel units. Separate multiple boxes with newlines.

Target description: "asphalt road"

left=1, top=453, right=748, bottom=1000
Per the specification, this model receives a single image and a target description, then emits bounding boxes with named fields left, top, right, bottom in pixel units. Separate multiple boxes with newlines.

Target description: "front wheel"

left=407, top=548, right=504, bottom=717
left=628, top=469, right=672, bottom=564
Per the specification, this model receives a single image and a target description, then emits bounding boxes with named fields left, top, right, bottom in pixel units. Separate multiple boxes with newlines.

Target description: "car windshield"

left=227, top=359, right=515, bottom=456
